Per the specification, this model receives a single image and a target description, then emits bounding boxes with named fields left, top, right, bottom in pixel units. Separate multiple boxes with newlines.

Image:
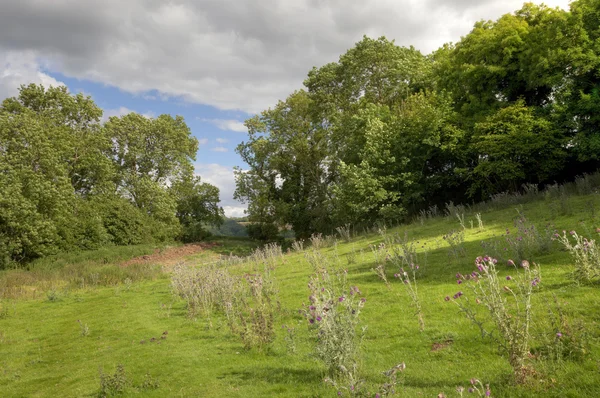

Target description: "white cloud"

left=216, top=138, right=229, bottom=144
left=198, top=138, right=209, bottom=145
left=101, top=107, right=155, bottom=122
left=211, top=146, right=228, bottom=153
left=0, top=51, right=65, bottom=101
left=223, top=206, right=247, bottom=218
left=201, top=118, right=248, bottom=133
left=195, top=163, right=247, bottom=217
left=0, top=1, right=571, bottom=112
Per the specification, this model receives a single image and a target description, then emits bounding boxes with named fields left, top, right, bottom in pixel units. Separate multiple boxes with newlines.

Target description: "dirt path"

left=119, top=242, right=221, bottom=267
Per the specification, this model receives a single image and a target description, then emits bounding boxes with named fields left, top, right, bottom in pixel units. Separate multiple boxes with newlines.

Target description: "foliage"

left=0, top=85, right=223, bottom=267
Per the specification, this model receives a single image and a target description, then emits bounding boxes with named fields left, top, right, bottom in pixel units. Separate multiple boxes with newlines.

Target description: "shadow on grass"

left=219, top=366, right=321, bottom=386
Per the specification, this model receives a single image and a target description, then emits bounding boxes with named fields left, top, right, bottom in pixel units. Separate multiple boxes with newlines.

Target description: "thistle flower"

left=506, top=276, right=512, bottom=281
left=556, top=332, right=562, bottom=338
left=444, top=296, right=450, bottom=301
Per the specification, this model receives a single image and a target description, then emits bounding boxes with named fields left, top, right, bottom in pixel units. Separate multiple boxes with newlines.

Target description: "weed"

left=77, top=320, right=90, bottom=337
left=554, top=230, right=600, bottom=283
left=336, top=224, right=352, bottom=242
left=304, top=254, right=366, bottom=379
left=443, top=230, right=466, bottom=260
left=140, top=372, right=160, bottom=390
left=448, top=256, right=541, bottom=381
left=98, top=364, right=128, bottom=397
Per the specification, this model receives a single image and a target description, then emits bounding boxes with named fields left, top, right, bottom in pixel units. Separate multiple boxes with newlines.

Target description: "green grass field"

left=1, top=194, right=600, bottom=397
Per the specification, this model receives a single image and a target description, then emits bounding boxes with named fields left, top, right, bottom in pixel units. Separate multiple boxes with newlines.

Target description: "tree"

left=171, top=174, right=224, bottom=242
left=470, top=102, right=567, bottom=197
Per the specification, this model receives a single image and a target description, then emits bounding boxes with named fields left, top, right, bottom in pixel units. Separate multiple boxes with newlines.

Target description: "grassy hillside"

left=1, top=193, right=600, bottom=397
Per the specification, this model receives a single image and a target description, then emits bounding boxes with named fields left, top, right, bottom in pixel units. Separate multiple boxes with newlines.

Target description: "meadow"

left=1, top=187, right=600, bottom=397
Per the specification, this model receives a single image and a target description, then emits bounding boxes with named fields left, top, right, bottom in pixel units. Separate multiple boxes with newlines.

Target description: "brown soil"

left=431, top=339, right=453, bottom=352
left=119, top=242, right=221, bottom=267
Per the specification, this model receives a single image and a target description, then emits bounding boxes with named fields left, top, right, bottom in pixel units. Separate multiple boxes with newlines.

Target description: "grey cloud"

left=0, top=0, right=570, bottom=112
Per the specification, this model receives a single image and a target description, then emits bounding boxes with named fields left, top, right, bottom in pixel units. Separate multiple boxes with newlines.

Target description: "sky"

left=0, top=0, right=571, bottom=217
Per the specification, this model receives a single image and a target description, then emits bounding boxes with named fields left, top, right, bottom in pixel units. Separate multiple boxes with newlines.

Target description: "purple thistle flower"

left=507, top=259, right=515, bottom=267
left=444, top=296, right=450, bottom=301
left=309, top=318, right=315, bottom=324
left=556, top=332, right=562, bottom=338
left=316, top=316, right=322, bottom=322
left=506, top=276, right=512, bottom=281
left=360, top=298, right=366, bottom=303
left=468, top=387, right=474, bottom=393
left=309, top=305, right=316, bottom=311
left=338, top=296, right=345, bottom=302
left=457, top=280, right=462, bottom=285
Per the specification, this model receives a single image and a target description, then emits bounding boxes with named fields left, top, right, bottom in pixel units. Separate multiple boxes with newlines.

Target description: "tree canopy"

left=236, top=0, right=600, bottom=238
left=0, top=85, right=223, bottom=267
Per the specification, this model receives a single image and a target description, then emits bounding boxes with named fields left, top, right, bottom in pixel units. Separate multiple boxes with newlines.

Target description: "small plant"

left=98, top=364, right=128, bottom=397
left=447, top=256, right=541, bottom=381
left=140, top=372, right=160, bottom=390
left=455, top=378, right=492, bottom=397
left=292, top=239, right=305, bottom=252
left=346, top=245, right=358, bottom=265
left=336, top=224, right=352, bottom=242
left=532, top=295, right=589, bottom=364
left=456, top=212, right=466, bottom=230
left=310, top=233, right=326, bottom=250
left=236, top=272, right=277, bottom=350
left=475, top=213, right=484, bottom=231
left=282, top=324, right=297, bottom=354
left=554, top=230, right=600, bottom=283
left=78, top=319, right=90, bottom=337
left=46, top=289, right=60, bottom=302
left=443, top=230, right=466, bottom=260
left=303, top=258, right=366, bottom=379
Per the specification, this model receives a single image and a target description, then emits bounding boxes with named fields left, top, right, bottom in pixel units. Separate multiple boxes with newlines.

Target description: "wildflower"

left=444, top=296, right=450, bottom=301
left=556, top=332, right=562, bottom=338
left=521, top=260, right=530, bottom=269
left=309, top=318, right=315, bottom=324
left=506, top=276, right=512, bottom=281
left=457, top=280, right=462, bottom=285
left=468, top=387, right=474, bottom=393
left=570, top=231, right=576, bottom=236
left=457, top=386, right=465, bottom=394
left=360, top=298, right=366, bottom=303
left=309, top=306, right=316, bottom=311
left=507, top=259, right=515, bottom=267
left=338, top=296, right=345, bottom=302
left=316, top=316, right=322, bottom=322
left=531, top=277, right=540, bottom=287
left=470, top=378, right=477, bottom=385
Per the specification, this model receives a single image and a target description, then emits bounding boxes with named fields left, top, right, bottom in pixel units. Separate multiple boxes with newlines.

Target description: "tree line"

left=234, top=0, right=600, bottom=240
left=0, top=85, right=223, bottom=267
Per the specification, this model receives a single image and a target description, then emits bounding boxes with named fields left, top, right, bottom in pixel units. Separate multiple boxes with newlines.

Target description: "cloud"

left=0, top=0, right=570, bottom=113
left=216, top=138, right=229, bottom=144
left=198, top=138, right=209, bottom=145
left=195, top=163, right=247, bottom=217
left=211, top=146, right=228, bottom=153
left=201, top=118, right=248, bottom=133
left=0, top=51, right=65, bottom=100
left=222, top=206, right=247, bottom=218
left=101, top=106, right=155, bottom=122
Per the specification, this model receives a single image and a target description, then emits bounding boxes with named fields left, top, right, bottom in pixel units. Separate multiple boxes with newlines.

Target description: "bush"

left=246, top=222, right=280, bottom=242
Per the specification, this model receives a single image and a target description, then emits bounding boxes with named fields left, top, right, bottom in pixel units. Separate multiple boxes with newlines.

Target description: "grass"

left=1, top=193, right=600, bottom=397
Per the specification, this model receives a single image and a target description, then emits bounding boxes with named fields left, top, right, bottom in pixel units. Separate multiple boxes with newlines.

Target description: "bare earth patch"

left=119, top=242, right=221, bottom=267
left=431, top=339, right=453, bottom=352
